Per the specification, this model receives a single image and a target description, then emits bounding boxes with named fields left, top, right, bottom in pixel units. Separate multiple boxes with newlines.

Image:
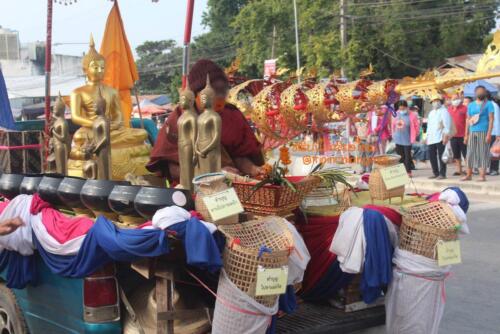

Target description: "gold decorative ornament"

left=336, top=79, right=372, bottom=114
left=280, top=83, right=311, bottom=131
left=67, top=34, right=151, bottom=180
left=226, top=79, right=266, bottom=118
left=365, top=79, right=399, bottom=106
left=306, top=81, right=339, bottom=127
left=476, top=30, right=500, bottom=74
left=251, top=82, right=290, bottom=140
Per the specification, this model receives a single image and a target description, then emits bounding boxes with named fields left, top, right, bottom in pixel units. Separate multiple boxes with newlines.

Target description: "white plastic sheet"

left=386, top=248, right=450, bottom=334
left=211, top=270, right=277, bottom=334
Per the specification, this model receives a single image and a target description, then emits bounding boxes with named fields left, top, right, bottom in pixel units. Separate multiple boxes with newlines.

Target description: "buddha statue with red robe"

left=147, top=59, right=264, bottom=182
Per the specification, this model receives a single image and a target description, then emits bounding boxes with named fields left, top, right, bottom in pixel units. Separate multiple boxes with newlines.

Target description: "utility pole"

left=271, top=25, right=277, bottom=59
left=293, top=0, right=301, bottom=83
left=340, top=0, right=347, bottom=78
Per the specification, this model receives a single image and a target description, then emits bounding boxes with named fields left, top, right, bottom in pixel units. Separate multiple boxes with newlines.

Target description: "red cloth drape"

left=295, top=214, right=340, bottom=293
left=30, top=194, right=94, bottom=243
left=363, top=204, right=402, bottom=226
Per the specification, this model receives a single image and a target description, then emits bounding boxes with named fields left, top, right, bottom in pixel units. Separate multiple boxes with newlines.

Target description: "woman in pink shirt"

left=367, top=105, right=392, bottom=154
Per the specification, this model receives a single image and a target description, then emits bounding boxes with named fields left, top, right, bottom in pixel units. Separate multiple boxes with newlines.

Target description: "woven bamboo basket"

left=218, top=216, right=293, bottom=307
left=193, top=173, right=239, bottom=226
left=399, top=201, right=459, bottom=259
left=303, top=186, right=352, bottom=216
left=369, top=154, right=405, bottom=203
left=232, top=176, right=321, bottom=216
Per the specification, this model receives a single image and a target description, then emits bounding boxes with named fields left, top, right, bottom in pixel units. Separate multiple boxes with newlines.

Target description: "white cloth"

left=371, top=111, right=378, bottom=131
left=211, top=270, right=278, bottom=334
left=152, top=205, right=217, bottom=234
left=31, top=213, right=85, bottom=256
left=329, top=207, right=365, bottom=274
left=386, top=248, right=450, bottom=334
left=384, top=216, right=399, bottom=247
left=439, top=189, right=469, bottom=235
left=0, top=195, right=34, bottom=256
left=355, top=176, right=369, bottom=190
left=284, top=220, right=310, bottom=285
left=426, top=106, right=452, bottom=145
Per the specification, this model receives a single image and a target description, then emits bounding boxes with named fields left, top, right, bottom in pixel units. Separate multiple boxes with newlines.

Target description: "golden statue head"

left=95, top=88, right=107, bottom=116
left=199, top=75, right=215, bottom=110
left=53, top=92, right=66, bottom=118
left=82, top=34, right=106, bottom=83
left=179, top=79, right=195, bottom=111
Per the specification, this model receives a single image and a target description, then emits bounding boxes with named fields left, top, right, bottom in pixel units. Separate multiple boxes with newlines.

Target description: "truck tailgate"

left=276, top=303, right=385, bottom=334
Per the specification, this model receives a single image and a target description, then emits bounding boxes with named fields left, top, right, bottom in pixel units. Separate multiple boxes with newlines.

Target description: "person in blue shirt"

left=463, top=86, right=495, bottom=181
left=489, top=97, right=500, bottom=176
left=426, top=95, right=452, bottom=179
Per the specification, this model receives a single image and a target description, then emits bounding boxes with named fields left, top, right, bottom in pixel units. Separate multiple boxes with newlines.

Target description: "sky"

left=0, top=0, right=209, bottom=57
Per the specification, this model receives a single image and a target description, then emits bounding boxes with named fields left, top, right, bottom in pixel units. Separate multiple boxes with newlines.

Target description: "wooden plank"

left=157, top=308, right=209, bottom=321
left=156, top=276, right=174, bottom=334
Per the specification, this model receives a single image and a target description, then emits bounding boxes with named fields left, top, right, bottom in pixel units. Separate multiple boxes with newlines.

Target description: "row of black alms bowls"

left=0, top=173, right=193, bottom=220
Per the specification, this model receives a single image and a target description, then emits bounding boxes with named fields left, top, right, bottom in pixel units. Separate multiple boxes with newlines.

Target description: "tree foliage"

left=136, top=0, right=499, bottom=98
left=231, top=0, right=499, bottom=79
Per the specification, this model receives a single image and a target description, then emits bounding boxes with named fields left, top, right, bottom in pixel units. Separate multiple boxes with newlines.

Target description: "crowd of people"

left=356, top=85, right=500, bottom=181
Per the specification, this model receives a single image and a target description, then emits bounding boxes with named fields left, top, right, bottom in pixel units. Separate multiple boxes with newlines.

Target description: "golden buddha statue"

left=177, top=82, right=197, bottom=191
left=52, top=93, right=70, bottom=175
left=67, top=35, right=151, bottom=180
left=194, top=76, right=222, bottom=175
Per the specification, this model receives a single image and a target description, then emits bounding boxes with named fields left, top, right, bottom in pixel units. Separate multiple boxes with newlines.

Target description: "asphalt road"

left=355, top=201, right=500, bottom=334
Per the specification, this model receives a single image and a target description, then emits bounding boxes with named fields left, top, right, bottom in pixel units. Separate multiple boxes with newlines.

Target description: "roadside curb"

left=407, top=178, right=500, bottom=201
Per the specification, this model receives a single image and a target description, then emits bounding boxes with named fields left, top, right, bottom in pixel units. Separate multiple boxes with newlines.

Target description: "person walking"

left=448, top=93, right=468, bottom=175
left=489, top=97, right=500, bottom=176
left=463, top=86, right=495, bottom=181
left=392, top=101, right=419, bottom=175
left=367, top=104, right=391, bottom=155
left=426, top=95, right=452, bottom=179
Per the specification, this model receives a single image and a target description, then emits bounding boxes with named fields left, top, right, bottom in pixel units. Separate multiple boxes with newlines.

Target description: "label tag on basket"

left=380, top=164, right=410, bottom=190
left=202, top=188, right=244, bottom=221
left=256, top=266, right=288, bottom=296
left=437, top=240, right=462, bottom=266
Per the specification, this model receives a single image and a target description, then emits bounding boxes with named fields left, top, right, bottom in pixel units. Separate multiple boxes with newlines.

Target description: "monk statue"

left=83, top=159, right=98, bottom=180
left=177, top=81, right=197, bottom=191
left=90, top=90, right=112, bottom=180
left=194, top=76, right=222, bottom=175
left=51, top=93, right=70, bottom=175
left=68, top=35, right=151, bottom=180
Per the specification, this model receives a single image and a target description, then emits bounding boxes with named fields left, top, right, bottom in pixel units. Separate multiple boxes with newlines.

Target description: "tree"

left=231, top=0, right=499, bottom=79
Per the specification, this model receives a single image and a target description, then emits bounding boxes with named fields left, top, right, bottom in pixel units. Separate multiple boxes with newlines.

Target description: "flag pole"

left=44, top=0, right=53, bottom=135
left=182, top=0, right=195, bottom=89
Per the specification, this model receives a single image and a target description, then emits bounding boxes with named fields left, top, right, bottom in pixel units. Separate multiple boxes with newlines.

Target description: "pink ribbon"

left=0, top=144, right=42, bottom=150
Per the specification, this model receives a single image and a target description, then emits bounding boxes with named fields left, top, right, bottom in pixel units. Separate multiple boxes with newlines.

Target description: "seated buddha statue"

left=67, top=36, right=151, bottom=180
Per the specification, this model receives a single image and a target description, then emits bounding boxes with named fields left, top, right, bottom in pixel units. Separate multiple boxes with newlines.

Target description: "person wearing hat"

left=147, top=59, right=264, bottom=183
left=426, top=94, right=452, bottom=179
left=463, top=85, right=495, bottom=181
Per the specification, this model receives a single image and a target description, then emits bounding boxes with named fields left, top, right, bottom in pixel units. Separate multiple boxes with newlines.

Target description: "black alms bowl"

left=134, top=186, right=194, bottom=219
left=57, top=177, right=87, bottom=209
left=38, top=174, right=65, bottom=206
left=108, top=184, right=142, bottom=217
left=0, top=174, right=25, bottom=199
left=80, top=179, right=129, bottom=213
left=19, top=175, right=43, bottom=195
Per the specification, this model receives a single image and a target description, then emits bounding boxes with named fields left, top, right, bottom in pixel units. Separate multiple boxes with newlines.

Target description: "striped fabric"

left=466, top=131, right=490, bottom=169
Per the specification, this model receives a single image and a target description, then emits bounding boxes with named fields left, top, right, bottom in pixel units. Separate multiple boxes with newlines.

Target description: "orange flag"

left=100, top=0, right=138, bottom=127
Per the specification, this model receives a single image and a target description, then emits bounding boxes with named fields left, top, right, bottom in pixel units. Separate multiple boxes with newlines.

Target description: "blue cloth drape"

left=1, top=215, right=222, bottom=289
left=167, top=217, right=222, bottom=272
left=361, top=209, right=393, bottom=304
left=0, top=250, right=36, bottom=289
left=34, top=216, right=170, bottom=278
left=301, top=261, right=354, bottom=302
left=0, top=68, right=16, bottom=130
